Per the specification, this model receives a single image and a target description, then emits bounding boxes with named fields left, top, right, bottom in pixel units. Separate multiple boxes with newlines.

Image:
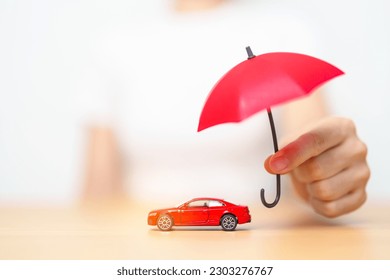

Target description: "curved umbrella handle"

left=260, top=108, right=281, bottom=208
left=260, top=174, right=281, bottom=208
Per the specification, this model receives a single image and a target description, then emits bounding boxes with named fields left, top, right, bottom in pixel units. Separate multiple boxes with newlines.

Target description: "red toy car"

left=147, top=198, right=251, bottom=231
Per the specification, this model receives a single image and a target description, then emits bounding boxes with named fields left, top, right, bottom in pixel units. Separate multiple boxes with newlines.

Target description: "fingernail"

left=270, top=156, right=289, bottom=172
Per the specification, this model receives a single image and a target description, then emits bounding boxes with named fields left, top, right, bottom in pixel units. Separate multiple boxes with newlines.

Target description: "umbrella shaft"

left=267, top=108, right=279, bottom=153
left=261, top=107, right=281, bottom=208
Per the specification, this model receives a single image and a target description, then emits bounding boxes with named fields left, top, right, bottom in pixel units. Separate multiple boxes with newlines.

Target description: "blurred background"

left=0, top=0, right=389, bottom=206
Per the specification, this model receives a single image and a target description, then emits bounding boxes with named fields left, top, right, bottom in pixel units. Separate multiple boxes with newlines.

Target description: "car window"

left=187, top=200, right=208, bottom=208
left=208, top=200, right=225, bottom=207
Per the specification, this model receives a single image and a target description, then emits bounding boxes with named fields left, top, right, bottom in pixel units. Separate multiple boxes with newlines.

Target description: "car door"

left=179, top=200, right=209, bottom=225
left=207, top=200, right=226, bottom=225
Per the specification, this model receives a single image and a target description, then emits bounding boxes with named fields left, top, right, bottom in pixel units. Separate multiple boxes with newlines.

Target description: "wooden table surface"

left=0, top=197, right=389, bottom=260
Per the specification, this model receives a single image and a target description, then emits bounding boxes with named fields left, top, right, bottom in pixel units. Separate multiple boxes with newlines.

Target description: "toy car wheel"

left=221, top=214, right=237, bottom=231
left=157, top=214, right=173, bottom=231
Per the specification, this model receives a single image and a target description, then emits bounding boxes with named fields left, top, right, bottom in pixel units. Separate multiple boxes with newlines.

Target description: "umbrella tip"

left=246, top=46, right=255, bottom=59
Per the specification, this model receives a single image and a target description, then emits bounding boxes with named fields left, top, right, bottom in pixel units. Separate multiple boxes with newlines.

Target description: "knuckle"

left=360, top=189, right=368, bottom=205
left=319, top=201, right=339, bottom=218
left=341, top=118, right=356, bottom=135
left=291, top=168, right=310, bottom=184
left=356, top=141, right=368, bottom=158
left=349, top=188, right=367, bottom=213
left=305, top=158, right=324, bottom=181
left=311, top=181, right=333, bottom=201
left=360, top=165, right=371, bottom=183
left=304, top=132, right=325, bottom=155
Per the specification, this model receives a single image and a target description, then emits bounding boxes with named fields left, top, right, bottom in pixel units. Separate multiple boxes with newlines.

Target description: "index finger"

left=265, top=118, right=353, bottom=174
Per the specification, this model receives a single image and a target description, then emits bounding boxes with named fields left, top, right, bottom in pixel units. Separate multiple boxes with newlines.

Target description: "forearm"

left=82, top=126, right=124, bottom=200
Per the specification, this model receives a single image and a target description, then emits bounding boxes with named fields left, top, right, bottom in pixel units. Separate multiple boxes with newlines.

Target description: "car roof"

left=190, top=197, right=225, bottom=201
left=188, top=198, right=236, bottom=205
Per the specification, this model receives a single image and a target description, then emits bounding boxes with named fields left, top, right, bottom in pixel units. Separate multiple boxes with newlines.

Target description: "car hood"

left=149, top=207, right=178, bottom=214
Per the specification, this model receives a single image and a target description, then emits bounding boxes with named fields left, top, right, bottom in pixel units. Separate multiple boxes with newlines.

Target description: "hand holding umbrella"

left=264, top=115, right=370, bottom=217
left=198, top=47, right=344, bottom=208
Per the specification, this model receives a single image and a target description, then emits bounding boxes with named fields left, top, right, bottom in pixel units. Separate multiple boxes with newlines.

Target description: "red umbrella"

left=198, top=47, right=344, bottom=208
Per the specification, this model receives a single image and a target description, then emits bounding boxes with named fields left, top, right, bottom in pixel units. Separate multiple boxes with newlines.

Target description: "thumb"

left=264, top=133, right=314, bottom=175
left=264, top=118, right=348, bottom=175
left=264, top=131, right=335, bottom=174
left=264, top=152, right=290, bottom=175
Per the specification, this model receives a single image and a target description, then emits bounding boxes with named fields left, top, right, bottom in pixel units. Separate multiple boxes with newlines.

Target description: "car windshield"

left=177, top=199, right=227, bottom=208
left=177, top=200, right=210, bottom=208
left=177, top=201, right=187, bottom=208
left=187, top=200, right=209, bottom=207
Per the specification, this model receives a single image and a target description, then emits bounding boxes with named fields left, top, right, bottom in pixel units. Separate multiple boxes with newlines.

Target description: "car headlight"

left=149, top=212, right=157, bottom=216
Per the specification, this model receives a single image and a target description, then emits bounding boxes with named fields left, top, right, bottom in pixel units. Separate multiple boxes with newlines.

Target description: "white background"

left=0, top=0, right=389, bottom=204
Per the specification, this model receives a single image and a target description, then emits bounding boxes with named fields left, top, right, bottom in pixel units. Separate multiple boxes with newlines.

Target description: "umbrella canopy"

left=198, top=50, right=344, bottom=131
left=198, top=47, right=344, bottom=208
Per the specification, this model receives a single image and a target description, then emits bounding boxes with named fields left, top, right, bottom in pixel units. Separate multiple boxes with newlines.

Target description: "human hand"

left=264, top=117, right=370, bottom=218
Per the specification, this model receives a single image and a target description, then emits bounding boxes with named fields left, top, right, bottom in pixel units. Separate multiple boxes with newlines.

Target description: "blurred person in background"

left=1, top=0, right=379, bottom=217
left=82, top=0, right=369, bottom=218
